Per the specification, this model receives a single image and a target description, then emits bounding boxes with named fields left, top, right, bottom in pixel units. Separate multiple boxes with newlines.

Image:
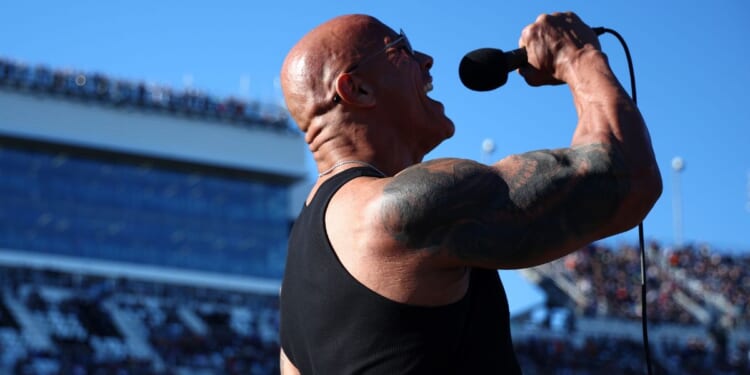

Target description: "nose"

left=415, top=51, right=433, bottom=71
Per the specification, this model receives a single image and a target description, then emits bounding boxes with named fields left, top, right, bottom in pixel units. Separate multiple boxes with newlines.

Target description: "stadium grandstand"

left=1, top=57, right=749, bottom=374
left=0, top=56, right=306, bottom=374
left=514, top=241, right=750, bottom=374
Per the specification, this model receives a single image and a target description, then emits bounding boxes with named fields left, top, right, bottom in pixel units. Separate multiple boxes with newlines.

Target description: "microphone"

left=459, top=27, right=605, bottom=91
left=459, top=48, right=527, bottom=91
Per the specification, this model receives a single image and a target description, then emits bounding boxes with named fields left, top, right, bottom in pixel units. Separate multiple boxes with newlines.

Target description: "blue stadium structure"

left=0, top=58, right=307, bottom=374
left=1, top=58, right=749, bottom=374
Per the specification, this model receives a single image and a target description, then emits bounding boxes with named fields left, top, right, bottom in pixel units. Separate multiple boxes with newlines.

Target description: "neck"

left=318, top=159, right=386, bottom=178
left=309, top=123, right=422, bottom=179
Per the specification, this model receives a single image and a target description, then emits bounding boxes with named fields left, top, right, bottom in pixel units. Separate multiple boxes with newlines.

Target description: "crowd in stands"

left=534, top=240, right=750, bottom=374
left=554, top=242, right=699, bottom=324
left=0, top=57, right=295, bottom=134
left=548, top=241, right=750, bottom=328
left=0, top=265, right=280, bottom=374
left=514, top=335, right=668, bottom=375
left=512, top=332, right=749, bottom=375
left=666, top=243, right=750, bottom=323
left=2, top=240, right=749, bottom=374
left=660, top=337, right=749, bottom=375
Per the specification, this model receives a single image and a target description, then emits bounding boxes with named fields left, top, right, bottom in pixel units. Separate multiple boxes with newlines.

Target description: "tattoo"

left=380, top=144, right=628, bottom=265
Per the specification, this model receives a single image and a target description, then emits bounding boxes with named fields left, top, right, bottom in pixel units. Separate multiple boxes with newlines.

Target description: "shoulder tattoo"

left=379, top=144, right=628, bottom=263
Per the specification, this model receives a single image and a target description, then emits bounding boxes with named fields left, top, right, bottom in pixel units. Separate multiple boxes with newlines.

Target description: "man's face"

left=351, top=24, right=455, bottom=153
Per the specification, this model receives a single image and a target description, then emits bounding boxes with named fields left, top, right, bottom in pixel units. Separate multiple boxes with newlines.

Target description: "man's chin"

left=425, top=127, right=454, bottom=153
left=441, top=118, right=456, bottom=139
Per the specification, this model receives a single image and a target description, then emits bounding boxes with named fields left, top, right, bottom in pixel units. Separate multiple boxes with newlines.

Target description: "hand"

left=518, top=12, right=601, bottom=86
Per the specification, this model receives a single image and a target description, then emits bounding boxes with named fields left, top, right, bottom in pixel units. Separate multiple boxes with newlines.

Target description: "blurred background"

left=0, top=1, right=748, bottom=374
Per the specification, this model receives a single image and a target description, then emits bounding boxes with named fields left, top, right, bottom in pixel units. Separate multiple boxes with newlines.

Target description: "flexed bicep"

left=378, top=144, right=627, bottom=269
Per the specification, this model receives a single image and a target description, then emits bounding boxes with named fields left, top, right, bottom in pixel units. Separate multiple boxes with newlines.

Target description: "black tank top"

left=280, top=167, right=521, bottom=374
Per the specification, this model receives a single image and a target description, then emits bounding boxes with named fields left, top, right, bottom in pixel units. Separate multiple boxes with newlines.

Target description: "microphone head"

left=459, top=48, right=508, bottom=92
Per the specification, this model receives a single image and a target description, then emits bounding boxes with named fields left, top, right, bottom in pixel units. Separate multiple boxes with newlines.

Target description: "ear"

left=334, top=73, right=376, bottom=108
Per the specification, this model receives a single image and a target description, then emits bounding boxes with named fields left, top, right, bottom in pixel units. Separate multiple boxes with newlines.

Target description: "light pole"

left=481, top=138, right=495, bottom=165
left=671, top=156, right=685, bottom=247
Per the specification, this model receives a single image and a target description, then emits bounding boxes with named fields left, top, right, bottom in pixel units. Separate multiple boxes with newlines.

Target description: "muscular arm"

left=379, top=14, right=661, bottom=269
left=380, top=143, right=627, bottom=269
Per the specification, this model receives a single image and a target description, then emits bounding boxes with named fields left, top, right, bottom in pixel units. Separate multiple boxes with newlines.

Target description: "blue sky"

left=2, top=1, right=748, bottom=313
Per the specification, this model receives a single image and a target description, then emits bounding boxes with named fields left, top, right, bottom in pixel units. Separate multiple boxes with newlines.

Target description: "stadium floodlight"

left=481, top=138, right=495, bottom=164
left=671, top=156, right=685, bottom=247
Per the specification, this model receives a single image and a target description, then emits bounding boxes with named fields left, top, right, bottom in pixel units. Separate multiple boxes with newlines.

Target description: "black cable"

left=594, top=27, right=637, bottom=103
left=595, top=26, right=653, bottom=375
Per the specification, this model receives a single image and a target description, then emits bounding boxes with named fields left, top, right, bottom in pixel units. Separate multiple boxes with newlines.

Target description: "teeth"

left=424, top=82, right=433, bottom=93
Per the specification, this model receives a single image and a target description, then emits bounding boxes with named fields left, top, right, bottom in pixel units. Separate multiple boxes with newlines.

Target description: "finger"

left=518, top=23, right=533, bottom=49
left=518, top=65, right=544, bottom=87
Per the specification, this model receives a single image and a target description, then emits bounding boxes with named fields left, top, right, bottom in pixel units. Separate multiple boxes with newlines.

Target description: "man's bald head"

left=280, top=14, right=387, bottom=133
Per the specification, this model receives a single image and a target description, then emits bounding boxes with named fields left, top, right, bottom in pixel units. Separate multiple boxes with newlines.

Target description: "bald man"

left=278, top=12, right=661, bottom=374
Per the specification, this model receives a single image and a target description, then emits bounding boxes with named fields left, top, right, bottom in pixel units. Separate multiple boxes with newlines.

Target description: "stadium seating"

left=2, top=55, right=748, bottom=374
left=0, top=57, right=294, bottom=134
left=2, top=241, right=749, bottom=374
left=518, top=241, right=750, bottom=374
left=0, top=264, right=280, bottom=374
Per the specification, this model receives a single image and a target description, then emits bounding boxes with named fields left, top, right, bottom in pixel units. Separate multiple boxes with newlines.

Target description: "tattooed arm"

left=378, top=13, right=661, bottom=269
left=380, top=146, right=630, bottom=269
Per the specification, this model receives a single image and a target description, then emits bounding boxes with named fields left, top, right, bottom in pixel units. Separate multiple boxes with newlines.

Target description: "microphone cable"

left=594, top=26, right=654, bottom=375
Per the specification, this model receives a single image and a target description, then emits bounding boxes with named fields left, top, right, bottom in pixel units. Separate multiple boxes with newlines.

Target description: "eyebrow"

left=345, top=30, right=407, bottom=73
